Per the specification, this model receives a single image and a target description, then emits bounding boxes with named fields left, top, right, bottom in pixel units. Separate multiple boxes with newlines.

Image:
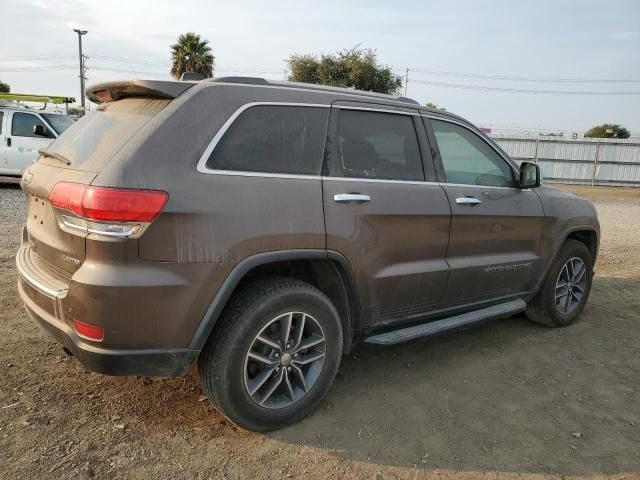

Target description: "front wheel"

left=526, top=239, right=594, bottom=327
left=198, top=277, right=343, bottom=431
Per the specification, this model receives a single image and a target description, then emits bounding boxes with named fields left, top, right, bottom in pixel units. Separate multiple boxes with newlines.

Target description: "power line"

left=410, top=78, right=640, bottom=95
left=0, top=65, right=77, bottom=72
left=89, top=65, right=169, bottom=77
left=90, top=54, right=168, bottom=67
left=0, top=53, right=75, bottom=61
left=406, top=67, right=640, bottom=84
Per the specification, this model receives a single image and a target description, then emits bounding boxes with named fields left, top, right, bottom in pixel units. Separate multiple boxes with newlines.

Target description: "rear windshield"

left=42, top=113, right=75, bottom=134
left=46, top=98, right=169, bottom=169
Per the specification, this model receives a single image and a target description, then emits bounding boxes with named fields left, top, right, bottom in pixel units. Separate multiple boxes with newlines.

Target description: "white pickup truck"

left=0, top=106, right=75, bottom=176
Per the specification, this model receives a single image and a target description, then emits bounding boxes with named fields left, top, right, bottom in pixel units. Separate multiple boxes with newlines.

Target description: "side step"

left=364, top=299, right=527, bottom=346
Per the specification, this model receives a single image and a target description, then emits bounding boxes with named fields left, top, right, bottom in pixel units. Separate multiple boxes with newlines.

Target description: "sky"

left=1, top=0, right=639, bottom=133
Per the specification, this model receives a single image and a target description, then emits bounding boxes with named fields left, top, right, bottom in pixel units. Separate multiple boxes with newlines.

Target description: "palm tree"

left=170, top=32, right=215, bottom=79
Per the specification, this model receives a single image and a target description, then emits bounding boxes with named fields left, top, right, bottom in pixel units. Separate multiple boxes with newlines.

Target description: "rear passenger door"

left=322, top=102, right=451, bottom=330
left=425, top=116, right=545, bottom=306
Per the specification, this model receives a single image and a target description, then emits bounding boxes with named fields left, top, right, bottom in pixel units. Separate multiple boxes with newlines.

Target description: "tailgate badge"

left=63, top=255, right=81, bottom=266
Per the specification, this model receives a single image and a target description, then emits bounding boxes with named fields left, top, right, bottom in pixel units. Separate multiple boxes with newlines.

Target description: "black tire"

left=526, top=239, right=594, bottom=327
left=198, top=276, right=343, bottom=431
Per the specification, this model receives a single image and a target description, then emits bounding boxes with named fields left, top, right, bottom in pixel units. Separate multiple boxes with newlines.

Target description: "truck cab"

left=0, top=105, right=75, bottom=176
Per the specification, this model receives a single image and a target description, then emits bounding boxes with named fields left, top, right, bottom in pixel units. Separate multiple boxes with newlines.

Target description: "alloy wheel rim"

left=555, top=257, right=587, bottom=315
left=243, top=312, right=326, bottom=409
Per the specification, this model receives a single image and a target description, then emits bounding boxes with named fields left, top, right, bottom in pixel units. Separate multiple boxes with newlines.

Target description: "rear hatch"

left=20, top=81, right=193, bottom=281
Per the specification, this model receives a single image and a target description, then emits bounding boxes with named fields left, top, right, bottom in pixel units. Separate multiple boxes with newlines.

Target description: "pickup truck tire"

left=526, top=239, right=593, bottom=327
left=198, top=276, right=343, bottom=432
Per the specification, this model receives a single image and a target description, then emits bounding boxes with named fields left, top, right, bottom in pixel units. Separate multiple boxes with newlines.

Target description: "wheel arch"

left=566, top=228, right=598, bottom=263
left=189, top=250, right=360, bottom=354
left=532, top=225, right=599, bottom=297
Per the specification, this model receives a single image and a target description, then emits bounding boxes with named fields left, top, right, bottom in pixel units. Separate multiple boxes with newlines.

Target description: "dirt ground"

left=1, top=178, right=638, bottom=480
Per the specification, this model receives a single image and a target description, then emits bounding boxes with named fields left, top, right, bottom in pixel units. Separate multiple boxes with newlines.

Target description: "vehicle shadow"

left=10, top=273, right=635, bottom=478
left=268, top=275, right=640, bottom=476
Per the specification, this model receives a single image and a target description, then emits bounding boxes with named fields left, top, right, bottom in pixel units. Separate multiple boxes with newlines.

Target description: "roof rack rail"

left=210, top=77, right=419, bottom=105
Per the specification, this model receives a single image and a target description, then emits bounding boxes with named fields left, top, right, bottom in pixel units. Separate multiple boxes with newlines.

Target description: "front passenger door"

left=426, top=117, right=545, bottom=306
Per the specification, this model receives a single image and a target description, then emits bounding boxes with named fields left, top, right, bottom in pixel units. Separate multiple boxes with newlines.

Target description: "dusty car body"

left=16, top=77, right=599, bottom=430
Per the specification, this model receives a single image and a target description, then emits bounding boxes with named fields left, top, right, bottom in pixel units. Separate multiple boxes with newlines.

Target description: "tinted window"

left=431, top=120, right=516, bottom=187
left=11, top=112, right=53, bottom=138
left=332, top=109, right=423, bottom=181
left=206, top=105, right=329, bottom=175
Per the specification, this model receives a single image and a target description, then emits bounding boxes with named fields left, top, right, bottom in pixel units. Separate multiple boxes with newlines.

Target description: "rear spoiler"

left=86, top=80, right=197, bottom=104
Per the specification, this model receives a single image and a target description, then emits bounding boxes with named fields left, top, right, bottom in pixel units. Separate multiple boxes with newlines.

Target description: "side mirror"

left=33, top=124, right=49, bottom=137
left=519, top=162, right=541, bottom=188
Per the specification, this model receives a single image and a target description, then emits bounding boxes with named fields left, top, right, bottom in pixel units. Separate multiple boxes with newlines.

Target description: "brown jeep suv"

left=16, top=77, right=600, bottom=431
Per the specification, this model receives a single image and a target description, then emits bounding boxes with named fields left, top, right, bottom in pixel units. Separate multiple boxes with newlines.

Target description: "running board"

left=364, top=299, right=527, bottom=346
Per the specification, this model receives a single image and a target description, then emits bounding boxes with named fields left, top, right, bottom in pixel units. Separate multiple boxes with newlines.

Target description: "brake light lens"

left=49, top=183, right=168, bottom=222
left=72, top=319, right=104, bottom=341
left=49, top=182, right=168, bottom=238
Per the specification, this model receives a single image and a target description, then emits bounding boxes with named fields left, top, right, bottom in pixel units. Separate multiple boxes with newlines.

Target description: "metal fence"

left=491, top=134, right=640, bottom=187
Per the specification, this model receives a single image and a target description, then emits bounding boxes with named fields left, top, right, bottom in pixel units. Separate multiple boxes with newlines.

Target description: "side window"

left=331, top=109, right=424, bottom=181
left=431, top=119, right=516, bottom=187
left=206, top=105, right=329, bottom=175
left=11, top=112, right=54, bottom=138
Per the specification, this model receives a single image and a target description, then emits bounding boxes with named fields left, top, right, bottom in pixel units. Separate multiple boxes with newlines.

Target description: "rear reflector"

left=49, top=182, right=168, bottom=222
left=72, top=319, right=104, bottom=341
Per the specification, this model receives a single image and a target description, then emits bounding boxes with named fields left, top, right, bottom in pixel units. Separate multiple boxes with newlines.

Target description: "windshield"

left=46, top=98, right=169, bottom=170
left=42, top=113, right=75, bottom=135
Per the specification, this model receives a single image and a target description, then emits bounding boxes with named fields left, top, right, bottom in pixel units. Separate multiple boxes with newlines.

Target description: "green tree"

left=0, top=80, right=10, bottom=93
left=584, top=123, right=630, bottom=139
left=170, top=32, right=215, bottom=80
left=287, top=47, right=402, bottom=95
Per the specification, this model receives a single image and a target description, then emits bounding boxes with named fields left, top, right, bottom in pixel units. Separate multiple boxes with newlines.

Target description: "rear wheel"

left=526, top=239, right=593, bottom=327
left=198, top=277, right=343, bottom=431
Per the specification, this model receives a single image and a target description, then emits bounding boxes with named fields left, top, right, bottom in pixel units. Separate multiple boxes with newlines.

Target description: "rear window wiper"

left=38, top=148, right=71, bottom=166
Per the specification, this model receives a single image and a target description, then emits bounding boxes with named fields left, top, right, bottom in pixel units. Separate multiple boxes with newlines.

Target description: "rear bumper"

left=17, top=269, right=198, bottom=377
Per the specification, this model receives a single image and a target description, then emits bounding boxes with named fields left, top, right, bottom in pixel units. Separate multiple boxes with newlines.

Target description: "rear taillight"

left=49, top=182, right=168, bottom=238
left=72, top=319, right=104, bottom=341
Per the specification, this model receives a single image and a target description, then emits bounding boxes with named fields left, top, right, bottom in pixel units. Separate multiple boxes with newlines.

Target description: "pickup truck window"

left=42, top=114, right=74, bottom=135
left=12, top=112, right=53, bottom=138
left=432, top=119, right=516, bottom=187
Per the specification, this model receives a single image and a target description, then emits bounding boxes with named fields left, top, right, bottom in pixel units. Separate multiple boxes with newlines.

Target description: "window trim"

left=424, top=115, right=520, bottom=189
left=196, top=102, right=331, bottom=178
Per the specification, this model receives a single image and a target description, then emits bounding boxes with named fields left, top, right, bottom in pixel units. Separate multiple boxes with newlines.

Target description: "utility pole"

left=73, top=28, right=88, bottom=113
left=403, top=68, right=409, bottom=97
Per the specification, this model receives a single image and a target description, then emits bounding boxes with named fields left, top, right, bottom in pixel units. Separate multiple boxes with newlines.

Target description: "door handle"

left=7, top=137, right=11, bottom=147
left=334, top=193, right=371, bottom=203
left=456, top=196, right=482, bottom=206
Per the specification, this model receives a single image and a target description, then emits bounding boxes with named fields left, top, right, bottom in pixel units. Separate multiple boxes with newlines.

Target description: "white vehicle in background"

left=0, top=102, right=75, bottom=176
